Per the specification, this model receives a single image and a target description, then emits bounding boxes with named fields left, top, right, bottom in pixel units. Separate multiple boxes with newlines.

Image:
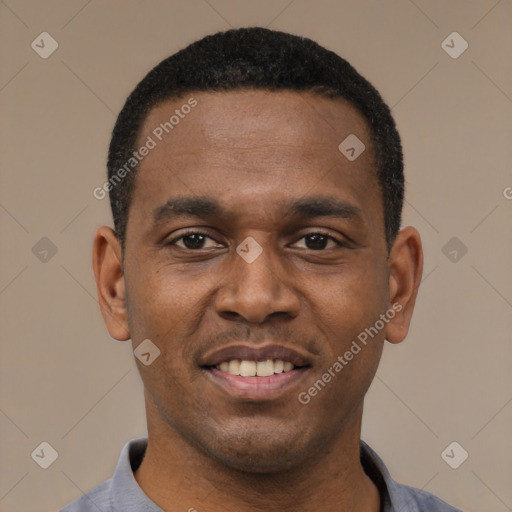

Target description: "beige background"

left=1, top=1, right=511, bottom=511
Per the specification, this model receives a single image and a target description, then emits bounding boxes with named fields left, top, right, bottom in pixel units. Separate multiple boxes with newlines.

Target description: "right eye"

left=166, top=231, right=223, bottom=250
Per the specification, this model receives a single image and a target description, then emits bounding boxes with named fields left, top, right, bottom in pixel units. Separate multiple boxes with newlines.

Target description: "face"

left=94, top=90, right=422, bottom=473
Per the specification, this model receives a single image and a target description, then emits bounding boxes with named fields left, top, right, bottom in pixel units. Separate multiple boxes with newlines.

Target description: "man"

left=63, top=27, right=462, bottom=512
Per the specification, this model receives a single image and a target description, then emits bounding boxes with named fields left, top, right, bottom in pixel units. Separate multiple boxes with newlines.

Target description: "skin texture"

left=93, top=90, right=423, bottom=512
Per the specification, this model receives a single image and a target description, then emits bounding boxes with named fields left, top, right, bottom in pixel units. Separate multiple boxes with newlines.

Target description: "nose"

left=215, top=241, right=301, bottom=324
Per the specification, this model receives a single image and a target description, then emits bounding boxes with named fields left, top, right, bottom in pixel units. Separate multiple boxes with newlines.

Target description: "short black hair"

left=107, top=27, right=403, bottom=251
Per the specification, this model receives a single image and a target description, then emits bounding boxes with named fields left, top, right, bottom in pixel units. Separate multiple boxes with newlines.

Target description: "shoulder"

left=393, top=482, right=464, bottom=511
left=360, top=441, right=464, bottom=512
left=59, top=478, right=113, bottom=512
left=59, top=438, right=150, bottom=512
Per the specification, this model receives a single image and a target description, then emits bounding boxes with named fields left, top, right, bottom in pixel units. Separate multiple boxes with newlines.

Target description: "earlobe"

left=92, top=226, right=131, bottom=341
left=385, top=226, right=423, bottom=344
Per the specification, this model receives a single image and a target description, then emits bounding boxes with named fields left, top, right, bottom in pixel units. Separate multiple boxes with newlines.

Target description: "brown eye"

left=292, top=232, right=341, bottom=251
left=167, top=231, right=221, bottom=250
left=180, top=234, right=207, bottom=249
left=304, top=234, right=330, bottom=250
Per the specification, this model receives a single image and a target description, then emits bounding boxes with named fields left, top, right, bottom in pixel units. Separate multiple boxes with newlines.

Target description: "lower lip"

left=204, top=367, right=309, bottom=401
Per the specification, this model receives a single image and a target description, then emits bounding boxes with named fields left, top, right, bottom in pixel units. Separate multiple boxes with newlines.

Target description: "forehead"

left=138, top=89, right=373, bottom=161
left=129, top=90, right=382, bottom=232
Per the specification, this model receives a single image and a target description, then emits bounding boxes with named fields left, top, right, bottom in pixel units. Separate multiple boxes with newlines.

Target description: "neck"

left=135, top=403, right=380, bottom=512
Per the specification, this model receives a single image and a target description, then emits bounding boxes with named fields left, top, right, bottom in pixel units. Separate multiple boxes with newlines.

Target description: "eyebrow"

left=153, top=196, right=221, bottom=226
left=287, top=197, right=361, bottom=220
left=152, top=195, right=362, bottom=227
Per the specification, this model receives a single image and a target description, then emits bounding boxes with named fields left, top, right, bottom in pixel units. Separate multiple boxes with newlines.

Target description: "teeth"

left=274, top=359, right=284, bottom=373
left=239, top=360, right=256, bottom=377
left=256, top=360, right=274, bottom=377
left=228, top=360, right=240, bottom=375
left=283, top=361, right=293, bottom=372
left=217, top=359, right=296, bottom=376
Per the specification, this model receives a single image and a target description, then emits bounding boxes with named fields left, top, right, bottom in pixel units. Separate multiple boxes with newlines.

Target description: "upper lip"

left=200, top=344, right=313, bottom=367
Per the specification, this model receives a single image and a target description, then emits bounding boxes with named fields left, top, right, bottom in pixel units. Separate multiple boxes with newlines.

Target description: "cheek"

left=307, top=258, right=388, bottom=339
left=300, top=273, right=386, bottom=412
left=126, top=265, right=199, bottom=334
left=125, top=264, right=214, bottom=377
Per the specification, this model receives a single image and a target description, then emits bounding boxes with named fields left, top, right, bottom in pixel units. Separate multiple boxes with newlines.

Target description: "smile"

left=200, top=343, right=313, bottom=400
left=216, top=359, right=295, bottom=377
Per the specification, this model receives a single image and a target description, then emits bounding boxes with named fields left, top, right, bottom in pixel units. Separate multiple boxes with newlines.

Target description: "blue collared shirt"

left=60, top=438, right=463, bottom=511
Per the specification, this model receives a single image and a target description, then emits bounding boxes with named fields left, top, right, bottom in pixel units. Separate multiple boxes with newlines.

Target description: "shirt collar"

left=111, top=437, right=163, bottom=511
left=360, top=440, right=420, bottom=512
left=112, top=437, right=405, bottom=511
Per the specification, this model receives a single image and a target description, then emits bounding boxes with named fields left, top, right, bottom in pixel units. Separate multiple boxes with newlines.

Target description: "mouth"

left=212, top=358, right=298, bottom=377
left=200, top=344, right=312, bottom=400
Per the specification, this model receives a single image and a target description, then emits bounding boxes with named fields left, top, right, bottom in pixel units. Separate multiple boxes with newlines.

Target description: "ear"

left=385, top=226, right=423, bottom=344
left=92, top=226, right=130, bottom=341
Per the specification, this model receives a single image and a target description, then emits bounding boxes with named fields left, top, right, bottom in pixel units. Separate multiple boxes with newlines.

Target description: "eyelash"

left=166, top=230, right=346, bottom=249
left=167, top=230, right=213, bottom=245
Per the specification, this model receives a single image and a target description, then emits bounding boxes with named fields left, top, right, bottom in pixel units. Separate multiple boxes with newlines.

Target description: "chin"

left=211, top=448, right=304, bottom=474
left=195, top=424, right=319, bottom=474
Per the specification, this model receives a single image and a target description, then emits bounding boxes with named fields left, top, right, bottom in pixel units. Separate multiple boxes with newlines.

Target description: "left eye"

left=292, top=233, right=340, bottom=250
